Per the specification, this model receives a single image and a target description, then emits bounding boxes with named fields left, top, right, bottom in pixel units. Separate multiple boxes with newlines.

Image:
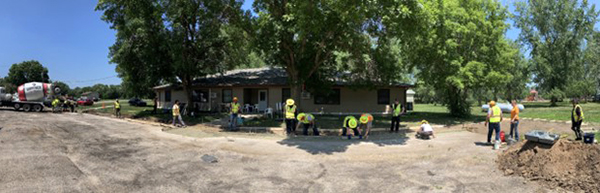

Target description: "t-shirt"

left=511, top=106, right=519, bottom=121
left=421, top=124, right=433, bottom=132
left=172, top=104, right=180, bottom=116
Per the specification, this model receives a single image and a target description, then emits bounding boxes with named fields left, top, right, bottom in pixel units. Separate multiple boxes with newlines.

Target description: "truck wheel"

left=23, top=104, right=31, bottom=112
left=33, top=105, right=43, bottom=112
left=13, top=103, right=20, bottom=111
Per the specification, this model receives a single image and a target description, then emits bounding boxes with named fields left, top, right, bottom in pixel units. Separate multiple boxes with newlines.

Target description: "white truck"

left=0, top=82, right=61, bottom=112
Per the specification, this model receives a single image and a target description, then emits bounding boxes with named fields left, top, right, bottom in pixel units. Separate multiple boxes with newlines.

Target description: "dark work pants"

left=302, top=123, right=319, bottom=136
left=342, top=127, right=360, bottom=136
left=390, top=116, right=400, bottom=131
left=487, top=122, right=500, bottom=143
left=572, top=120, right=583, bottom=139
left=285, top=119, right=295, bottom=135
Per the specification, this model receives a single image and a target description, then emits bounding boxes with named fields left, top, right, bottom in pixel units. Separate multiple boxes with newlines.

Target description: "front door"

left=258, top=90, right=267, bottom=112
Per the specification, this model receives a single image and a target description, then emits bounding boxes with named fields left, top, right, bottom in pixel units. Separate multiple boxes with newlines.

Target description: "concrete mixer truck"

left=0, top=82, right=61, bottom=112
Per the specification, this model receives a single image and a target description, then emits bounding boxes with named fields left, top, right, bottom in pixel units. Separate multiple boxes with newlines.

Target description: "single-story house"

left=152, top=67, right=413, bottom=114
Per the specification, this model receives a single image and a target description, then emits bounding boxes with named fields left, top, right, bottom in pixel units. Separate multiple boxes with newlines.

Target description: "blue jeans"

left=487, top=122, right=500, bottom=143
left=230, top=114, right=238, bottom=129
left=510, top=120, right=519, bottom=141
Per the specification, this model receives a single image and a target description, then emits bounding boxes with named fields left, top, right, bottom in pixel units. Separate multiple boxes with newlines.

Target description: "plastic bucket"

left=500, top=131, right=506, bottom=142
left=583, top=133, right=595, bottom=144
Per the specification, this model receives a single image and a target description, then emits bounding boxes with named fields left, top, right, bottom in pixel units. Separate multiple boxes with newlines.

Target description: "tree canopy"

left=253, top=0, right=425, bottom=107
left=97, top=0, right=251, bottom=107
left=514, top=0, right=598, bottom=105
left=6, top=60, right=50, bottom=90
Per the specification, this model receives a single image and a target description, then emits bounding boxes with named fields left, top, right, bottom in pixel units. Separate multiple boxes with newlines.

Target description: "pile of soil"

left=498, top=139, right=600, bottom=192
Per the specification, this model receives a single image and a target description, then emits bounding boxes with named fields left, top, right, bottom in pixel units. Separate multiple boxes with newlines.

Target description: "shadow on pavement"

left=474, top=142, right=493, bottom=146
left=276, top=130, right=412, bottom=155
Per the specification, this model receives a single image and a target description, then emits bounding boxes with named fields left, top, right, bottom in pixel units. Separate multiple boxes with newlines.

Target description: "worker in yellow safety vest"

left=114, top=99, right=121, bottom=118
left=360, top=113, right=374, bottom=139
left=229, top=97, right=241, bottom=130
left=571, top=99, right=585, bottom=140
left=52, top=98, right=60, bottom=113
left=390, top=99, right=404, bottom=132
left=284, top=98, right=297, bottom=136
left=342, top=116, right=361, bottom=139
left=296, top=113, right=319, bottom=136
left=485, top=101, right=502, bottom=144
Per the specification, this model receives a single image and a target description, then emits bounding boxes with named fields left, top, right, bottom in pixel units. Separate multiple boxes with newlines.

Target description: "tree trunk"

left=181, top=77, right=194, bottom=115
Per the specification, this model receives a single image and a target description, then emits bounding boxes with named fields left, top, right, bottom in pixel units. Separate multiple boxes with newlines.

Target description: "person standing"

left=390, top=99, right=403, bottom=132
left=114, top=99, right=121, bottom=118
left=284, top=99, right=297, bottom=136
left=485, top=101, right=502, bottom=144
left=296, top=113, right=319, bottom=136
left=510, top=100, right=520, bottom=141
left=152, top=97, right=158, bottom=114
left=571, top=99, right=584, bottom=140
left=229, top=97, right=241, bottom=131
left=172, top=100, right=186, bottom=127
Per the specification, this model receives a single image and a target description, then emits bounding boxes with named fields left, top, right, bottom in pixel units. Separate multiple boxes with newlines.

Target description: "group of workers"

left=226, top=96, right=437, bottom=140
left=484, top=99, right=585, bottom=144
left=51, top=95, right=76, bottom=113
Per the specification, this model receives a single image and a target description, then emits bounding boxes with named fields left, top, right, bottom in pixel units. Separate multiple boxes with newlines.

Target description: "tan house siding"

left=154, top=86, right=407, bottom=114
left=298, top=87, right=406, bottom=114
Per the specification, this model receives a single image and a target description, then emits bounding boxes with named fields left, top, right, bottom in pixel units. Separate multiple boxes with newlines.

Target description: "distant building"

left=152, top=67, right=413, bottom=114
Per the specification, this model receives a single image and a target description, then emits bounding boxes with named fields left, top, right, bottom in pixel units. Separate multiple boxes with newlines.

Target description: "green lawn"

left=519, top=101, right=600, bottom=123
left=85, top=99, right=225, bottom=126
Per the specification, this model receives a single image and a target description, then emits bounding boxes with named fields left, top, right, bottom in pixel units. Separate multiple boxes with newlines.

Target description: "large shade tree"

left=411, top=0, right=515, bottom=117
left=514, top=0, right=598, bottom=105
left=97, top=0, right=250, bottom=109
left=252, top=0, right=425, bottom=108
left=5, top=60, right=50, bottom=92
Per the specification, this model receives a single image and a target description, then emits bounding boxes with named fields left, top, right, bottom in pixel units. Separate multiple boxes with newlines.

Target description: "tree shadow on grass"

left=276, top=130, right=411, bottom=155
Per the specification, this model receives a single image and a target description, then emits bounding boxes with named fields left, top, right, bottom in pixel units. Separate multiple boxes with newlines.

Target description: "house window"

left=165, top=90, right=171, bottom=102
left=378, top=89, right=390, bottom=105
left=314, top=89, right=340, bottom=105
left=193, top=89, right=209, bottom=103
left=282, top=88, right=291, bottom=102
left=222, top=89, right=232, bottom=103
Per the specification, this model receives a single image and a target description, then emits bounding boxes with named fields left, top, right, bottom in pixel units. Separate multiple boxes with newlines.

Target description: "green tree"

left=411, top=0, right=513, bottom=117
left=97, top=0, right=250, bottom=109
left=6, top=60, right=50, bottom=91
left=253, top=0, right=424, bottom=107
left=514, top=0, right=598, bottom=106
left=501, top=41, right=531, bottom=102
left=51, top=81, right=71, bottom=96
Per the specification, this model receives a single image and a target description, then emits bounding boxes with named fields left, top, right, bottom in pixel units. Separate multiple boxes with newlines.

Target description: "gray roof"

left=152, top=67, right=412, bottom=90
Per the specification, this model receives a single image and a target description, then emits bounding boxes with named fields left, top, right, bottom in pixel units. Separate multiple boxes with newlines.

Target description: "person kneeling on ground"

left=416, top=120, right=435, bottom=139
left=359, top=113, right=374, bottom=139
left=296, top=113, right=319, bottom=136
left=342, top=116, right=361, bottom=139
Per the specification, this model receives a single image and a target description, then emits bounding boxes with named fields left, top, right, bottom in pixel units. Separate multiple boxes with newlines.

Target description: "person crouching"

left=416, top=120, right=435, bottom=139
left=342, top=116, right=361, bottom=139
left=296, top=113, right=319, bottom=136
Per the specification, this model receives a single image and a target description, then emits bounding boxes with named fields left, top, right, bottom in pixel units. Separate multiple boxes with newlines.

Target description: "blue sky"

left=0, top=0, right=597, bottom=88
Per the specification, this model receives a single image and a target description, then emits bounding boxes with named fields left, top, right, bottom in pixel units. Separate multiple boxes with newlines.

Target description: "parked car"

left=128, top=98, right=147, bottom=107
left=77, top=97, right=94, bottom=106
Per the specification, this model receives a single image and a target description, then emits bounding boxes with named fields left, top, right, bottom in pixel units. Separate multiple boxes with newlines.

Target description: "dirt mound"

left=497, top=139, right=600, bottom=192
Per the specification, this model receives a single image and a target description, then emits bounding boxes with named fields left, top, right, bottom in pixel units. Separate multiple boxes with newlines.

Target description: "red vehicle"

left=77, top=97, right=94, bottom=106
